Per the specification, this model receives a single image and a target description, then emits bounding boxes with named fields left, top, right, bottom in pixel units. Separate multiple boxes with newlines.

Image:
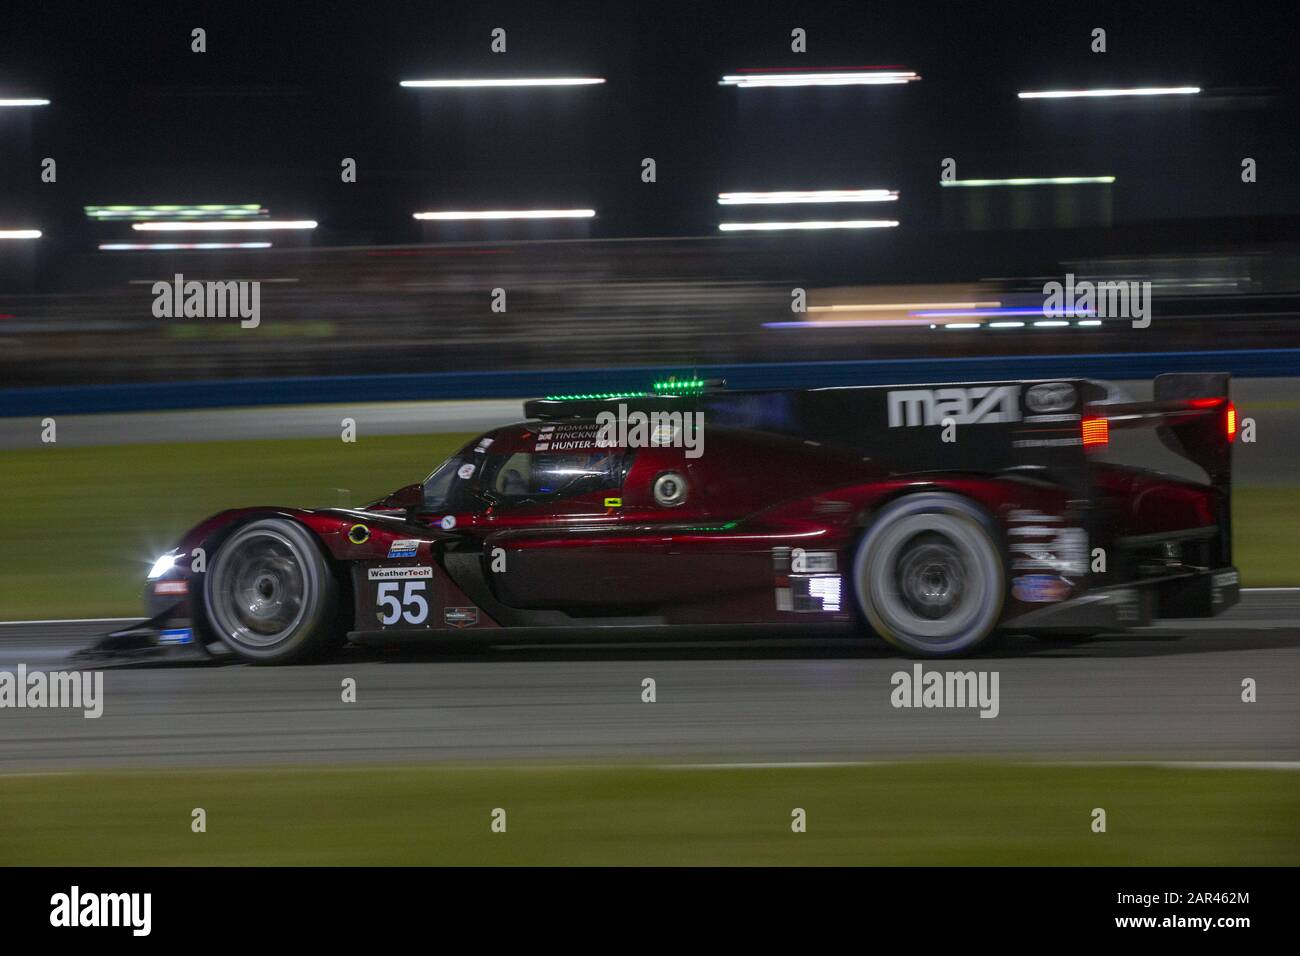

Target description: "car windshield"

left=422, top=434, right=629, bottom=512
left=421, top=454, right=480, bottom=512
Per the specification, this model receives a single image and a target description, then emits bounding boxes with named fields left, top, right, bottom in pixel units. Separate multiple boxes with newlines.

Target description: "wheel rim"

left=896, top=534, right=967, bottom=621
left=208, top=529, right=311, bottom=647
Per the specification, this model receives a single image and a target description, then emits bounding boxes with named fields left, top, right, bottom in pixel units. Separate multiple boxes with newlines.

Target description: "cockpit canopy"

left=422, top=423, right=631, bottom=512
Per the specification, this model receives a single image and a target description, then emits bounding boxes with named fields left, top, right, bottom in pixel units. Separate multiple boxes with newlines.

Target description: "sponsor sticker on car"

left=535, top=422, right=603, bottom=451
left=387, top=539, right=420, bottom=558
left=444, top=607, right=479, bottom=628
left=790, top=548, right=837, bottom=573
left=1011, top=574, right=1071, bottom=603
left=159, top=628, right=194, bottom=645
left=1212, top=569, right=1240, bottom=605
left=1024, top=382, right=1076, bottom=413
left=887, top=385, right=1021, bottom=427
left=368, top=566, right=434, bottom=580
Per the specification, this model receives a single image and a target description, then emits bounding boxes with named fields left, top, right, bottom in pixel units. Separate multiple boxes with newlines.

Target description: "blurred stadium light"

left=133, top=220, right=317, bottom=231
left=98, top=242, right=273, bottom=251
left=400, top=78, right=605, bottom=88
left=414, top=209, right=596, bottom=221
left=718, top=189, right=898, bottom=205
left=718, top=219, right=899, bottom=231
left=941, top=177, right=1115, bottom=188
left=720, top=69, right=919, bottom=87
left=1018, top=86, right=1200, bottom=99
left=85, top=205, right=266, bottom=220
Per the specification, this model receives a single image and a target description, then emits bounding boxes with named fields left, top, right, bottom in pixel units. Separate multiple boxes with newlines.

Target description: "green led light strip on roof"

left=542, top=390, right=650, bottom=401
left=544, top=378, right=711, bottom=402
left=652, top=378, right=707, bottom=393
left=543, top=377, right=712, bottom=400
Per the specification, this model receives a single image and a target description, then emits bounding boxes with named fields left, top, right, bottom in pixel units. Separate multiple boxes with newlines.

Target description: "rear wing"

left=1092, top=372, right=1236, bottom=489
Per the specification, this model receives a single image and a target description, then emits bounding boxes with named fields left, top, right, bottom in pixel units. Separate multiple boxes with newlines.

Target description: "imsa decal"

left=387, top=539, right=420, bottom=559
left=887, top=385, right=1021, bottom=428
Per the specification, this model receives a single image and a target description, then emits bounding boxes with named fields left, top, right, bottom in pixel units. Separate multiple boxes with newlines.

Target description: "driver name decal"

left=534, top=422, right=602, bottom=451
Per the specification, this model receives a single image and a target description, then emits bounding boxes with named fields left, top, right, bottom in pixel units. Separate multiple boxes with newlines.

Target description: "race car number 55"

left=376, top=581, right=429, bottom=625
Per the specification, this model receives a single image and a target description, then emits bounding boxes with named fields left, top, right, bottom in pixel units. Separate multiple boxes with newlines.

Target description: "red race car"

left=82, top=372, right=1241, bottom=663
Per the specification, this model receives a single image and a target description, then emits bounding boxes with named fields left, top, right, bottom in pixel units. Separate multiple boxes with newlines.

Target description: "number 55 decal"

left=376, top=581, right=430, bottom=625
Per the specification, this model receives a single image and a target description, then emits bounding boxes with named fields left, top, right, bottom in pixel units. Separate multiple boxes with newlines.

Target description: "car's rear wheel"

left=853, top=493, right=1005, bottom=656
left=203, top=518, right=340, bottom=664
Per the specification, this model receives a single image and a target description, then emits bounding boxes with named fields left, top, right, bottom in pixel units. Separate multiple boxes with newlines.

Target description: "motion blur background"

left=0, top=1, right=1298, bottom=866
left=2, top=0, right=1299, bottom=394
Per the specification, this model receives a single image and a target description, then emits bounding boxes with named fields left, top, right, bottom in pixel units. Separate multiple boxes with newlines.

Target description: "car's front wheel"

left=203, top=518, right=340, bottom=664
left=853, top=493, right=1005, bottom=656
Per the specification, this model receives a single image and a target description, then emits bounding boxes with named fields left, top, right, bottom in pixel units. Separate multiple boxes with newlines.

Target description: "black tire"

left=202, top=518, right=340, bottom=664
left=853, top=493, right=1005, bottom=657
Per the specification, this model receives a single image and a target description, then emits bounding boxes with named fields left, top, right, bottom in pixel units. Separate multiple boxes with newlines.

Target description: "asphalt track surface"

left=0, top=591, right=1295, bottom=771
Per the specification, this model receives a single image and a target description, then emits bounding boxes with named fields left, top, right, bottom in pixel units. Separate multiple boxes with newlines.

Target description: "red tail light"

left=1081, top=415, right=1109, bottom=449
left=1226, top=402, right=1238, bottom=442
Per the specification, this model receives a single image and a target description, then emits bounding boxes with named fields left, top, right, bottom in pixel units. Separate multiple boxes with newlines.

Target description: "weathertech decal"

left=887, top=385, right=1021, bottom=427
left=444, top=606, right=479, bottom=628
left=368, top=566, right=433, bottom=580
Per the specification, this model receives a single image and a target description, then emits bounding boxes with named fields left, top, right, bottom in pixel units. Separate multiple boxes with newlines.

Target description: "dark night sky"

left=2, top=0, right=1298, bottom=262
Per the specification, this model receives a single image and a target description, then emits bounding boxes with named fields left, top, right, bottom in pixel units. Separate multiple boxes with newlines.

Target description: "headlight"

left=147, top=552, right=178, bottom=580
